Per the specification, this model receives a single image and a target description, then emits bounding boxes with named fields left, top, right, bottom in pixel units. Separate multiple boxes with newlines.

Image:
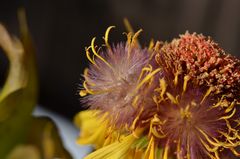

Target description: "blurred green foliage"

left=0, top=9, right=71, bottom=159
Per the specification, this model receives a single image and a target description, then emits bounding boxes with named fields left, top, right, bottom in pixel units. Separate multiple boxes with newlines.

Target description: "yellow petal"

left=85, top=134, right=136, bottom=159
left=74, top=110, right=108, bottom=148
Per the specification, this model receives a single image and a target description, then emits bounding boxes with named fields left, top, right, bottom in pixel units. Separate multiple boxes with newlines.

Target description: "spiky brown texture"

left=156, top=32, right=240, bottom=101
left=150, top=32, right=240, bottom=159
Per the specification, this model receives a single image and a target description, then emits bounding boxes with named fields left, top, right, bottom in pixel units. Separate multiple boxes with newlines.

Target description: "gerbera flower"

left=76, top=29, right=240, bottom=159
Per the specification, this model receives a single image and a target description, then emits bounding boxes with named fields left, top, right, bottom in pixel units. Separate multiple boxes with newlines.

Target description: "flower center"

left=180, top=104, right=192, bottom=120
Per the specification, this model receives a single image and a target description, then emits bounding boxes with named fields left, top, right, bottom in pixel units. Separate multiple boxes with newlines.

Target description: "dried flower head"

left=76, top=29, right=240, bottom=159
left=80, top=27, right=161, bottom=128
left=157, top=32, right=240, bottom=100
left=152, top=32, right=240, bottom=158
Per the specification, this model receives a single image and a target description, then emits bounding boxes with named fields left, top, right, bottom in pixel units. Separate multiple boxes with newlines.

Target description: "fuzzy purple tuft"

left=82, top=42, right=160, bottom=127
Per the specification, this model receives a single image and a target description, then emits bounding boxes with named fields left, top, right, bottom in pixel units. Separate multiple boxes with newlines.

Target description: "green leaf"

left=0, top=9, right=71, bottom=159
left=25, top=117, right=72, bottom=159
left=6, top=117, right=72, bottom=159
left=132, top=135, right=149, bottom=150
left=6, top=145, right=41, bottom=159
left=0, top=9, right=38, bottom=157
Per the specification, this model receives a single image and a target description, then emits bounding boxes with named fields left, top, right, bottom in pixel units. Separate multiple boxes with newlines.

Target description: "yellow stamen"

left=174, top=71, right=179, bottom=86
left=149, top=138, right=155, bottom=159
left=163, top=141, right=169, bottom=159
left=200, top=138, right=220, bottom=159
left=103, top=26, right=115, bottom=49
left=85, top=46, right=96, bottom=65
left=154, top=41, right=161, bottom=51
left=148, top=39, right=155, bottom=51
left=176, top=138, right=183, bottom=159
left=214, top=151, right=220, bottom=159
left=132, top=96, right=139, bottom=108
left=225, top=119, right=237, bottom=133
left=153, top=96, right=160, bottom=110
left=159, top=79, right=167, bottom=99
left=180, top=104, right=192, bottom=119
left=230, top=148, right=240, bottom=157
left=83, top=81, right=95, bottom=94
left=211, top=96, right=224, bottom=108
left=83, top=68, right=96, bottom=86
left=91, top=37, right=113, bottom=69
left=137, top=65, right=153, bottom=83
left=218, top=131, right=237, bottom=142
left=200, top=87, right=213, bottom=104
left=182, top=75, right=190, bottom=93
left=166, top=92, right=178, bottom=104
left=196, top=127, right=223, bottom=148
left=131, top=107, right=144, bottom=131
left=135, top=68, right=161, bottom=91
left=125, top=32, right=134, bottom=46
left=225, top=100, right=235, bottom=113
left=125, top=32, right=134, bottom=58
left=218, top=108, right=236, bottom=120
left=123, top=18, right=134, bottom=33
left=198, top=134, right=218, bottom=154
left=149, top=115, right=166, bottom=139
left=79, top=90, right=87, bottom=97
left=131, top=29, right=143, bottom=47
left=151, top=127, right=166, bottom=139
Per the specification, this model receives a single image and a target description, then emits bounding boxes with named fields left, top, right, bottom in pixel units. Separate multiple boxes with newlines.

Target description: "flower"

left=74, top=110, right=109, bottom=149
left=76, top=29, right=240, bottom=159
left=153, top=32, right=240, bottom=158
left=157, top=32, right=240, bottom=100
left=79, top=26, right=161, bottom=128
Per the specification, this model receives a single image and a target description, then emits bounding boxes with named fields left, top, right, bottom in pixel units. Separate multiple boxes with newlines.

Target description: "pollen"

left=156, top=32, right=240, bottom=102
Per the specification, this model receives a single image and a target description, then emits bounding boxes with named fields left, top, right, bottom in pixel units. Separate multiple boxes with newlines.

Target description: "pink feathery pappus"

left=80, top=27, right=162, bottom=128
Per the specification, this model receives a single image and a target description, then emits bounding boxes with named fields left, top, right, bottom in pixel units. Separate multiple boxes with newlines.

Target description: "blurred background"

left=0, top=0, right=240, bottom=119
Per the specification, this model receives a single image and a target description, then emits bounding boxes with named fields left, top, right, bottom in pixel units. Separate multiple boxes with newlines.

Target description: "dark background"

left=0, top=0, right=240, bottom=119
